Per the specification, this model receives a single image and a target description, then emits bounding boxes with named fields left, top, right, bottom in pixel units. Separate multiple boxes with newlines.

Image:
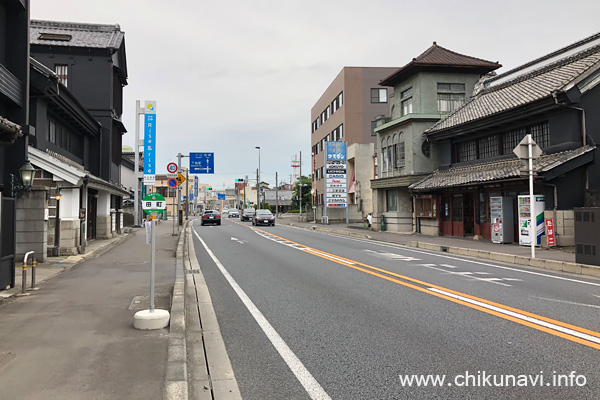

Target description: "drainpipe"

left=552, top=92, right=590, bottom=192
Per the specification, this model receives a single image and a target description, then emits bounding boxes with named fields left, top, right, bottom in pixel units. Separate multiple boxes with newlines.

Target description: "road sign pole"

left=150, top=214, right=156, bottom=312
left=528, top=134, right=535, bottom=259
left=177, top=153, right=182, bottom=228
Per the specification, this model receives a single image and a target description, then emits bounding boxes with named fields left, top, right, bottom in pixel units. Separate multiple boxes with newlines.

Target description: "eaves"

left=375, top=114, right=441, bottom=134
left=371, top=174, right=428, bottom=189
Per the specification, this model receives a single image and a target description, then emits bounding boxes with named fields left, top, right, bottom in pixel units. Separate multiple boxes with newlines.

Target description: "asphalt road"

left=192, top=217, right=600, bottom=400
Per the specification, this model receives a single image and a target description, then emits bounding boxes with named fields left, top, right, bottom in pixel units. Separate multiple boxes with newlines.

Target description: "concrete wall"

left=543, top=209, right=575, bottom=247
left=16, top=188, right=48, bottom=263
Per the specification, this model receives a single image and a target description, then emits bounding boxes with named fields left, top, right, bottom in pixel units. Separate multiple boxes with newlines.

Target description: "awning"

left=348, top=170, right=355, bottom=193
left=410, top=145, right=595, bottom=192
left=29, top=146, right=130, bottom=196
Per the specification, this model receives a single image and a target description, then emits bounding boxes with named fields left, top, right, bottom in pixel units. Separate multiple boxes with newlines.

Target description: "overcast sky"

left=31, top=0, right=600, bottom=189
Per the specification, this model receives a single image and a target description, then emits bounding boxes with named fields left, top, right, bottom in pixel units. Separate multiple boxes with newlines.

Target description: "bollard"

left=21, top=251, right=36, bottom=294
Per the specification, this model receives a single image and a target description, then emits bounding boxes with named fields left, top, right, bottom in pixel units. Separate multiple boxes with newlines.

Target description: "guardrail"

left=21, top=251, right=37, bottom=295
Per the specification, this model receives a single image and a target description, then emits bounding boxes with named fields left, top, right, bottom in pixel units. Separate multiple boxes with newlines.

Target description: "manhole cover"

left=186, top=270, right=201, bottom=274
left=129, top=293, right=171, bottom=311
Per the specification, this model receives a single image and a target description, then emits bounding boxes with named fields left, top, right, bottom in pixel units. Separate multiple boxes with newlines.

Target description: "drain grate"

left=186, top=269, right=201, bottom=274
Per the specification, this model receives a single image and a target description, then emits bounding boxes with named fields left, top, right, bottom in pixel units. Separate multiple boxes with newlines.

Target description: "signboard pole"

left=177, top=153, right=182, bottom=228
left=528, top=134, right=535, bottom=259
left=150, top=214, right=156, bottom=311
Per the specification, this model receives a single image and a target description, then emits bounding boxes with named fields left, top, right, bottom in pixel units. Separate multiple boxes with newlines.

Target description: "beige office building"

left=311, top=67, right=397, bottom=219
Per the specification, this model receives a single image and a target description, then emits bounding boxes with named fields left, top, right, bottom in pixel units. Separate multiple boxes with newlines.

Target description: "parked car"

left=252, top=209, right=275, bottom=226
left=201, top=209, right=221, bottom=226
left=228, top=209, right=239, bottom=218
left=241, top=208, right=256, bottom=221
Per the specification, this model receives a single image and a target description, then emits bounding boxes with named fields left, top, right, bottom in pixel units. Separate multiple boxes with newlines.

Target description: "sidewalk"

left=0, top=219, right=180, bottom=400
left=275, top=213, right=600, bottom=279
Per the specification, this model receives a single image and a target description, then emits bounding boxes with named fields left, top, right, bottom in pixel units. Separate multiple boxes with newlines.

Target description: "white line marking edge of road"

left=192, top=228, right=332, bottom=400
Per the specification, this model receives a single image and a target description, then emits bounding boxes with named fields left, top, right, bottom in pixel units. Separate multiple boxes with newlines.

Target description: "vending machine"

left=490, top=196, right=514, bottom=244
left=518, top=195, right=545, bottom=246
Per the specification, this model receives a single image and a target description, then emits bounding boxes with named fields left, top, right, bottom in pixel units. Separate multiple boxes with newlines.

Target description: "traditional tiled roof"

left=410, top=145, right=595, bottom=191
left=380, top=42, right=501, bottom=86
left=426, top=36, right=600, bottom=135
left=30, top=20, right=124, bottom=50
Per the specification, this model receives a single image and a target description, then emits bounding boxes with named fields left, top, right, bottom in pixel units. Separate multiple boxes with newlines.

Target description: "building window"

left=55, top=64, right=68, bottom=87
left=422, top=140, right=431, bottom=158
left=48, top=115, right=82, bottom=158
left=332, top=91, right=343, bottom=113
left=478, top=135, right=500, bottom=159
left=49, top=119, right=56, bottom=144
left=502, top=127, right=526, bottom=155
left=332, top=124, right=343, bottom=141
left=395, top=141, right=405, bottom=168
left=437, top=83, right=465, bottom=113
left=452, top=195, right=463, bottom=222
left=456, top=139, right=477, bottom=162
left=371, top=88, right=387, bottom=103
left=479, top=192, right=488, bottom=224
left=530, top=122, right=550, bottom=149
left=382, top=146, right=389, bottom=172
left=415, top=195, right=435, bottom=218
left=400, top=87, right=413, bottom=116
left=502, top=121, right=550, bottom=155
left=386, top=189, right=398, bottom=211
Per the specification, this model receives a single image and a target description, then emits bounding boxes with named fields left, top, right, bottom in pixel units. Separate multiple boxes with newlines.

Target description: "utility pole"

left=256, top=169, right=259, bottom=209
left=276, top=172, right=279, bottom=216
left=177, top=153, right=182, bottom=227
left=185, top=167, right=189, bottom=220
left=299, top=151, right=302, bottom=220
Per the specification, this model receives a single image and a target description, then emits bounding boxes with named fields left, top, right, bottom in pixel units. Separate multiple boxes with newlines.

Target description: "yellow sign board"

left=176, top=172, right=186, bottom=186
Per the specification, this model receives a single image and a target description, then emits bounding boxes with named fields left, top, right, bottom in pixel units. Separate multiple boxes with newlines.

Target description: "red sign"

left=167, top=178, right=178, bottom=188
left=545, top=219, right=556, bottom=247
left=493, top=224, right=500, bottom=233
left=167, top=162, right=178, bottom=174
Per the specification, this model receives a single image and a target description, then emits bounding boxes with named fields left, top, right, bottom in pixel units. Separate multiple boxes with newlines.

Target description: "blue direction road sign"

left=190, top=152, right=214, bottom=174
left=144, top=101, right=157, bottom=177
left=218, top=193, right=225, bottom=200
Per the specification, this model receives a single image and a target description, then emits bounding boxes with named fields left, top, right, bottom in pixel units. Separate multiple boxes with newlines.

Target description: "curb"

left=407, top=241, right=600, bottom=278
left=165, top=223, right=188, bottom=400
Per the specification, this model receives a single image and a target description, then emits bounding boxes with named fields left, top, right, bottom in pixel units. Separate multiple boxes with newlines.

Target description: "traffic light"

left=235, top=178, right=244, bottom=182
left=206, top=187, right=212, bottom=191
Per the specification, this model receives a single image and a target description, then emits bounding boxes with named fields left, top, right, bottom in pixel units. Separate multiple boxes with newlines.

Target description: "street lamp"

left=10, top=159, right=37, bottom=198
left=255, top=146, right=260, bottom=209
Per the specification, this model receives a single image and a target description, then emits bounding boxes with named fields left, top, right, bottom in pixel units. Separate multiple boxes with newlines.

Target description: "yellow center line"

left=247, top=225, right=600, bottom=350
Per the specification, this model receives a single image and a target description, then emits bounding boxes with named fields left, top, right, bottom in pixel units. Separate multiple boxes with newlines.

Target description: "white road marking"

left=439, top=264, right=457, bottom=269
left=363, top=249, right=421, bottom=262
left=530, top=296, right=600, bottom=310
left=230, top=237, right=244, bottom=244
left=336, top=236, right=600, bottom=288
left=429, top=287, right=600, bottom=345
left=416, top=264, right=438, bottom=267
left=420, top=265, right=512, bottom=286
left=193, top=229, right=332, bottom=400
left=304, top=248, right=356, bottom=265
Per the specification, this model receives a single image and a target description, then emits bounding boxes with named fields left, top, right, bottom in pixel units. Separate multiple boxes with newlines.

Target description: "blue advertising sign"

left=326, top=141, right=346, bottom=161
left=190, top=152, right=214, bottom=174
left=143, top=101, right=157, bottom=179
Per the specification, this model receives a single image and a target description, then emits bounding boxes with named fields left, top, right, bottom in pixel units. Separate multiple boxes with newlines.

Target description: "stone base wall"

left=96, top=215, right=113, bottom=239
left=16, top=189, right=48, bottom=263
left=58, top=219, right=80, bottom=256
left=542, top=210, right=575, bottom=247
left=419, top=218, right=439, bottom=236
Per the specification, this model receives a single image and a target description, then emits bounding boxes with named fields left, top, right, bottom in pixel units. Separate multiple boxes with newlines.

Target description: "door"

left=452, top=195, right=464, bottom=237
left=0, top=195, right=16, bottom=289
left=87, top=193, right=97, bottom=240
left=464, top=193, right=475, bottom=235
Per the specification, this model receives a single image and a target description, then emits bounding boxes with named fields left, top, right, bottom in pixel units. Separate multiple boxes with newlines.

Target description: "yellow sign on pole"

left=176, top=172, right=186, bottom=186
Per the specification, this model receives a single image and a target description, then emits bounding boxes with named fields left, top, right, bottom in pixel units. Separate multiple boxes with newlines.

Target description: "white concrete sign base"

left=133, top=309, right=170, bottom=330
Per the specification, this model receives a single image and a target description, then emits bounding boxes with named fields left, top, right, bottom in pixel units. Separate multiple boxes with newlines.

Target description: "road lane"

left=192, top=219, right=600, bottom=399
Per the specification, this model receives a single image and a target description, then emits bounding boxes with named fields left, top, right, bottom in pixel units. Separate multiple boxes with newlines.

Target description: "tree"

left=292, top=175, right=312, bottom=211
